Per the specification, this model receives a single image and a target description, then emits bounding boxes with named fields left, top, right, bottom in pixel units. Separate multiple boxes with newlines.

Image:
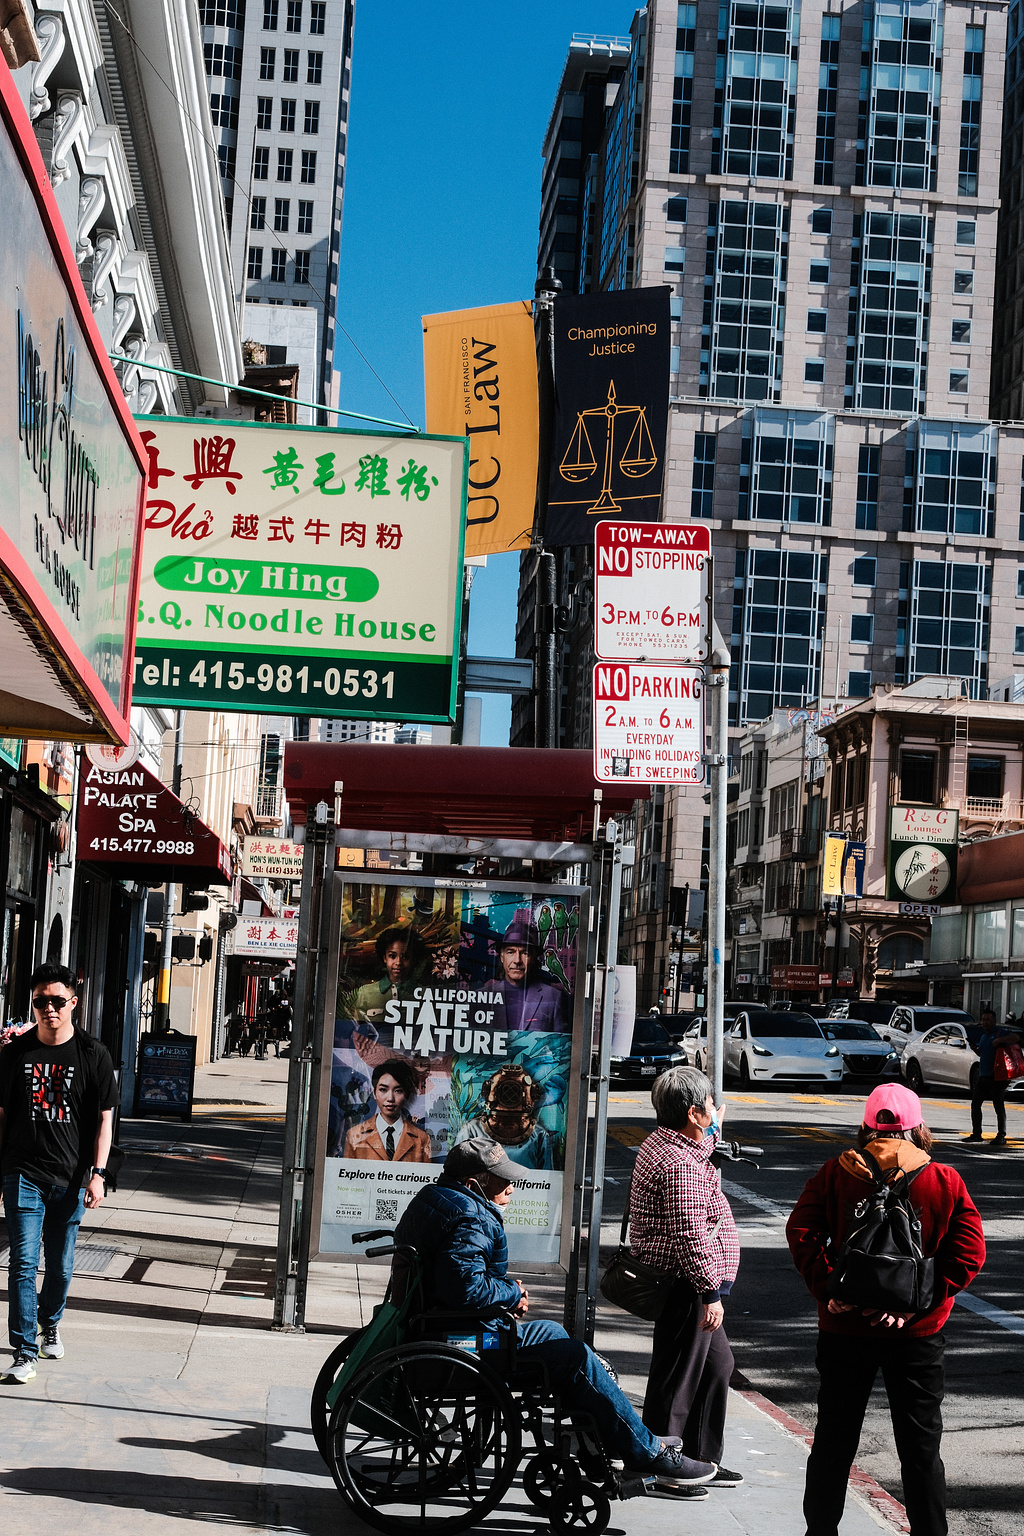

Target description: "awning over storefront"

left=0, top=62, right=146, bottom=742
left=76, top=757, right=231, bottom=886
left=283, top=743, right=647, bottom=858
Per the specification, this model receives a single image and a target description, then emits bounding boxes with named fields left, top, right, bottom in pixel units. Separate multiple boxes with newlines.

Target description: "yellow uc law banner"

left=423, top=301, right=538, bottom=557
left=821, top=833, right=847, bottom=898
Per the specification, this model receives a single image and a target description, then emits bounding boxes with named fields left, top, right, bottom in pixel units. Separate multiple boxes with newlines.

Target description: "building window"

left=733, top=545, right=827, bottom=725
left=863, top=8, right=941, bottom=191
left=849, top=211, right=931, bottom=415
left=973, top=907, right=1006, bottom=960
left=277, top=148, right=293, bottom=181
left=665, top=245, right=685, bottom=273
left=255, top=96, right=272, bottom=130
left=300, top=149, right=317, bottom=183
left=853, top=556, right=877, bottom=587
left=949, top=370, right=969, bottom=394
left=263, top=0, right=278, bottom=27
left=294, top=250, right=310, bottom=284
left=812, top=208, right=833, bottom=236
left=667, top=196, right=688, bottom=223
left=816, top=13, right=840, bottom=184
left=691, top=433, right=716, bottom=518
left=297, top=199, right=313, bottom=234
left=274, top=197, right=289, bottom=231
left=253, top=145, right=269, bottom=179
left=715, top=0, right=798, bottom=182
left=951, top=319, right=971, bottom=345
left=807, top=309, right=827, bottom=333
left=250, top=196, right=266, bottom=229
left=209, top=92, right=239, bottom=129
left=216, top=143, right=236, bottom=184
left=204, top=42, right=242, bottom=79
left=967, top=756, right=1003, bottom=800
left=850, top=614, right=874, bottom=644
left=304, top=99, right=320, bottom=134
left=954, top=270, right=974, bottom=294
left=912, top=422, right=995, bottom=537
left=740, top=409, right=833, bottom=525
left=260, top=47, right=275, bottom=79
left=283, top=47, right=299, bottom=81
left=956, top=219, right=976, bottom=247
left=671, top=73, right=693, bottom=175
left=909, top=560, right=990, bottom=697
left=900, top=750, right=936, bottom=803
left=199, top=1, right=246, bottom=22
left=1015, top=626, right=1024, bottom=654
left=270, top=249, right=287, bottom=282
left=310, top=0, right=325, bottom=32
left=247, top=246, right=263, bottom=280
left=848, top=671, right=872, bottom=698
left=286, top=0, right=302, bottom=31
left=704, top=200, right=788, bottom=403
left=809, top=261, right=829, bottom=284
left=280, top=98, right=296, bottom=131
left=307, top=49, right=323, bottom=83
left=804, top=360, right=825, bottom=382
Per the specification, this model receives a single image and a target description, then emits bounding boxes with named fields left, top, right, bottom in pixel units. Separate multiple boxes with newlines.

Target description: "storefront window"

left=1008, top=979, right=1024, bottom=1018
left=972, top=905, right=1006, bottom=960
left=1011, top=905, right=1024, bottom=956
left=7, top=806, right=36, bottom=897
left=930, top=911, right=966, bottom=962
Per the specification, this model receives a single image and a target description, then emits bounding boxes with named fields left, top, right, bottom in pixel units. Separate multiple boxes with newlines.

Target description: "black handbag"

left=599, top=1177, right=677, bottom=1322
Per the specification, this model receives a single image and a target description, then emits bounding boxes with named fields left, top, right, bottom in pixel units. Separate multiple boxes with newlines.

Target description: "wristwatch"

left=90, top=1166, right=107, bottom=1180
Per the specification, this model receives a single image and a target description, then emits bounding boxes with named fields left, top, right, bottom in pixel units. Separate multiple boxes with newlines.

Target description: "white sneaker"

left=3, top=1355, right=37, bottom=1384
left=38, top=1326, right=64, bottom=1360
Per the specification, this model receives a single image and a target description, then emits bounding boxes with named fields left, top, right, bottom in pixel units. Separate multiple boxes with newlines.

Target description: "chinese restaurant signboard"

left=131, top=419, right=468, bottom=723
left=240, top=836, right=304, bottom=879
left=0, top=65, right=145, bottom=741
left=887, top=806, right=959, bottom=905
left=312, top=874, right=587, bottom=1267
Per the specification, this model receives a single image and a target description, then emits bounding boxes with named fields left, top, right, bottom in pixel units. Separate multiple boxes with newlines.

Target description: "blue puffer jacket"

left=395, top=1175, right=523, bottom=1318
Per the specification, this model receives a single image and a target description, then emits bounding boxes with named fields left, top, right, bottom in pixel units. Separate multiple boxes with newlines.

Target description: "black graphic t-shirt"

left=0, top=1028, right=117, bottom=1188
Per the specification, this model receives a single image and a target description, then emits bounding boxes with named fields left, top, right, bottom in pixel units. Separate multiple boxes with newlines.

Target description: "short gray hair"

left=651, top=1066, right=712, bottom=1129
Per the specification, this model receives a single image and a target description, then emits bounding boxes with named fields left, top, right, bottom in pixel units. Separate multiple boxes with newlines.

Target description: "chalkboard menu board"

left=136, top=1032, right=197, bottom=1121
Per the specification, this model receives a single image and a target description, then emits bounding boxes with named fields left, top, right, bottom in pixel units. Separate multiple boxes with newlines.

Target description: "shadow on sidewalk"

left=120, top=1424, right=323, bottom=1477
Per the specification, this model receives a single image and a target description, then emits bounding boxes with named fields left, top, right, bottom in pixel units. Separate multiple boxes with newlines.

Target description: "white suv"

left=878, top=1006, right=975, bottom=1061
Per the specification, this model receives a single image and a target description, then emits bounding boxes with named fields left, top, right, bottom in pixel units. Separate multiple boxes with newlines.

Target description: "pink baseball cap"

left=862, top=1083, right=923, bottom=1131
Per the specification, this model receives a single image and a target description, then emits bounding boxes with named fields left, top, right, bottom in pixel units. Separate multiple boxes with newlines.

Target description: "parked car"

left=826, top=1000, right=898, bottom=1028
left=821, top=1018, right=901, bottom=1082
left=876, top=1006, right=976, bottom=1060
left=723, top=1010, right=844, bottom=1088
left=678, top=1003, right=769, bottom=1069
left=901, top=1022, right=1024, bottom=1097
left=608, top=1016, right=687, bottom=1083
left=658, top=1010, right=703, bottom=1042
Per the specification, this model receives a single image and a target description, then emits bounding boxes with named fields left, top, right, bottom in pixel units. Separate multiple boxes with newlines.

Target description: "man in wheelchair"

left=394, top=1137, right=717, bottom=1494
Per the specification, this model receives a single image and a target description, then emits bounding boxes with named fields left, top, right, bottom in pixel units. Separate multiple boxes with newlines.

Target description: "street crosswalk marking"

left=955, top=1292, right=1024, bottom=1336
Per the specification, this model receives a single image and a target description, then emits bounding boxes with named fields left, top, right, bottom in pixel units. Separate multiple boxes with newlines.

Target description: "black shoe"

left=993, top=1134, right=1008, bottom=1145
left=639, top=1447, right=716, bottom=1486
left=653, top=1483, right=709, bottom=1500
left=707, top=1466, right=744, bottom=1487
left=964, top=1133, right=983, bottom=1142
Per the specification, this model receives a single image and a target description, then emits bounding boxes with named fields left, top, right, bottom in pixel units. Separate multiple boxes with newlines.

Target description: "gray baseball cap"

left=444, top=1137, right=520, bottom=1186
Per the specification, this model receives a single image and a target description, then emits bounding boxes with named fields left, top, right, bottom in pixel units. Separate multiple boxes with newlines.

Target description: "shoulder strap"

left=857, top=1146, right=887, bottom=1186
left=620, top=1171, right=634, bottom=1244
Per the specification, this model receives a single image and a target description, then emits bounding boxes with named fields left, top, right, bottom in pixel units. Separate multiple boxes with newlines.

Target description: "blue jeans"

left=515, top=1318, right=661, bottom=1467
left=3, top=1173, right=85, bottom=1358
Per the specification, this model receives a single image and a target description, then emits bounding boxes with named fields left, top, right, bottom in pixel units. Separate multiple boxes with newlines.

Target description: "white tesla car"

left=724, top=1010, right=844, bottom=1088
left=901, top=1022, right=1024, bottom=1097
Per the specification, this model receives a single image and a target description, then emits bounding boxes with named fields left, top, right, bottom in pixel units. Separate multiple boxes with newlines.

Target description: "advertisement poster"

left=135, top=1033, right=197, bottom=1119
left=318, top=876, right=585, bottom=1264
left=130, top=418, right=467, bottom=722
left=545, top=288, right=670, bottom=546
left=887, top=807, right=959, bottom=905
left=423, top=301, right=538, bottom=557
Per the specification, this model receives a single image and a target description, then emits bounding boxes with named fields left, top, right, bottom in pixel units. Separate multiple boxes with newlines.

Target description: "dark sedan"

left=608, top=1016, right=687, bottom=1083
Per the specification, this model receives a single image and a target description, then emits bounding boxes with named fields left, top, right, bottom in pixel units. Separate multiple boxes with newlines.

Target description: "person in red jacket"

left=786, top=1083, right=985, bottom=1536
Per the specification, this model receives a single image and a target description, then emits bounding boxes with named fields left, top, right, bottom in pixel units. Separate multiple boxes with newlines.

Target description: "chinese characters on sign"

left=131, top=420, right=468, bottom=723
left=886, top=807, right=960, bottom=905
left=240, top=837, right=305, bottom=880
left=226, top=918, right=299, bottom=959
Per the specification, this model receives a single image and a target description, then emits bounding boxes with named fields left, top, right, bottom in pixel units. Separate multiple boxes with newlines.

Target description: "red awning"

left=77, top=758, right=231, bottom=886
left=283, top=743, right=647, bottom=846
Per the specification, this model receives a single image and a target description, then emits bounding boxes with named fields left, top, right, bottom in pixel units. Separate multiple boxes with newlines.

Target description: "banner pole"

left=706, top=648, right=730, bottom=1106
left=565, top=842, right=605, bottom=1338
left=532, top=267, right=561, bottom=748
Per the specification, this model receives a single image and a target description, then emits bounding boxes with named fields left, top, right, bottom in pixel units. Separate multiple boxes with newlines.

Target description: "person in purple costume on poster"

left=491, top=921, right=570, bottom=1033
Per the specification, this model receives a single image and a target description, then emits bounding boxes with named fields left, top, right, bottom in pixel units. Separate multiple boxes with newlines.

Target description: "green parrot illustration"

left=537, top=904, right=553, bottom=949
left=551, top=901, right=568, bottom=948
left=543, top=950, right=571, bottom=990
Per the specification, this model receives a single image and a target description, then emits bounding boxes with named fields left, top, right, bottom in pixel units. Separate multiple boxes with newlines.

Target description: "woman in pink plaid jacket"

left=629, top=1065, right=743, bottom=1498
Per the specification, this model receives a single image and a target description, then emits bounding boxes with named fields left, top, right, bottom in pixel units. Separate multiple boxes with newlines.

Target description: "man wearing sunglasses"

left=0, top=964, right=116, bottom=1384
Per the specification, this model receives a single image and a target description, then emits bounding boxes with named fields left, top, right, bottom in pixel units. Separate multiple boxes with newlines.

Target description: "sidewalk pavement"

left=0, top=1054, right=904, bottom=1535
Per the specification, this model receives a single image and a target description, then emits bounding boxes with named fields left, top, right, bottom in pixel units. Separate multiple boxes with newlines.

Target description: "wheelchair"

left=311, top=1229, right=653, bottom=1535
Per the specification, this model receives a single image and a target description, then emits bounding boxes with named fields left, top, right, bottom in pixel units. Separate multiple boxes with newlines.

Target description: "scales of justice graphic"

left=558, top=380, right=658, bottom=514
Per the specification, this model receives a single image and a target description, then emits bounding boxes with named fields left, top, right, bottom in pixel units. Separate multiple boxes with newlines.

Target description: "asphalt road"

left=600, top=1080, right=1024, bottom=1536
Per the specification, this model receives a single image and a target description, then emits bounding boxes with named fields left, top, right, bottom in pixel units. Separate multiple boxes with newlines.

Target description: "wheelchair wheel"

left=550, top=1479, right=611, bottom=1535
left=328, top=1342, right=522, bottom=1533
left=310, top=1329, right=364, bottom=1464
left=523, top=1452, right=561, bottom=1509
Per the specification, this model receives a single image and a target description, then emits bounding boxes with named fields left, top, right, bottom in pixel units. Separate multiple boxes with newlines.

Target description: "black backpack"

left=827, top=1148, right=935, bottom=1313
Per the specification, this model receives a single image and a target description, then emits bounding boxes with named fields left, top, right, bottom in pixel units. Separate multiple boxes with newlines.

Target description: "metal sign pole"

left=564, top=847, right=604, bottom=1338
left=705, top=647, right=730, bottom=1105
left=273, top=784, right=338, bottom=1331
left=583, top=819, right=634, bottom=1343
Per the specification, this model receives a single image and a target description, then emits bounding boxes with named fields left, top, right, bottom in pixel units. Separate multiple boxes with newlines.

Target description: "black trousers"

left=971, top=1074, right=1007, bottom=1135
left=642, top=1277, right=734, bottom=1464
left=804, top=1329, right=946, bottom=1536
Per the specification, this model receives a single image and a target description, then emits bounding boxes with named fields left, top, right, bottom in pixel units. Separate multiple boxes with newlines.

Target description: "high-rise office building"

left=199, top=0, right=353, bottom=418
left=527, top=0, right=1023, bottom=1006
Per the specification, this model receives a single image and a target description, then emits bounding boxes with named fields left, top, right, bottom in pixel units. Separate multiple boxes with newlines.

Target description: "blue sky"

left=334, top=2, right=632, bottom=743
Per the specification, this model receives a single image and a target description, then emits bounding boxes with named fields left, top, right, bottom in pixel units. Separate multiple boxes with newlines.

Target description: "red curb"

left=731, top=1373, right=911, bottom=1535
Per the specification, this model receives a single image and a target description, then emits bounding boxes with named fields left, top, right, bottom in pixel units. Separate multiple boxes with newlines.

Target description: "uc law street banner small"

left=545, top=287, right=671, bottom=547
left=423, top=301, right=539, bottom=557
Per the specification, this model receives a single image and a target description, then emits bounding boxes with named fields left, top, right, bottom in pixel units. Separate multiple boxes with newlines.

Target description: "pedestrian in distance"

left=629, top=1065, right=744, bottom=1500
left=0, top=964, right=117, bottom=1384
left=787, top=1083, right=985, bottom=1536
left=966, top=1007, right=1012, bottom=1144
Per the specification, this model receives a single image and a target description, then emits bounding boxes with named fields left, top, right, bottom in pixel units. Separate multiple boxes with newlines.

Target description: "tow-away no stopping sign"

left=595, top=522, right=710, bottom=663
left=593, top=662, right=705, bottom=784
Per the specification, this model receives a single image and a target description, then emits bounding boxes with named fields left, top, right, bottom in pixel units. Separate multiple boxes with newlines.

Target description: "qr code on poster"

left=375, top=1198, right=399, bottom=1222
